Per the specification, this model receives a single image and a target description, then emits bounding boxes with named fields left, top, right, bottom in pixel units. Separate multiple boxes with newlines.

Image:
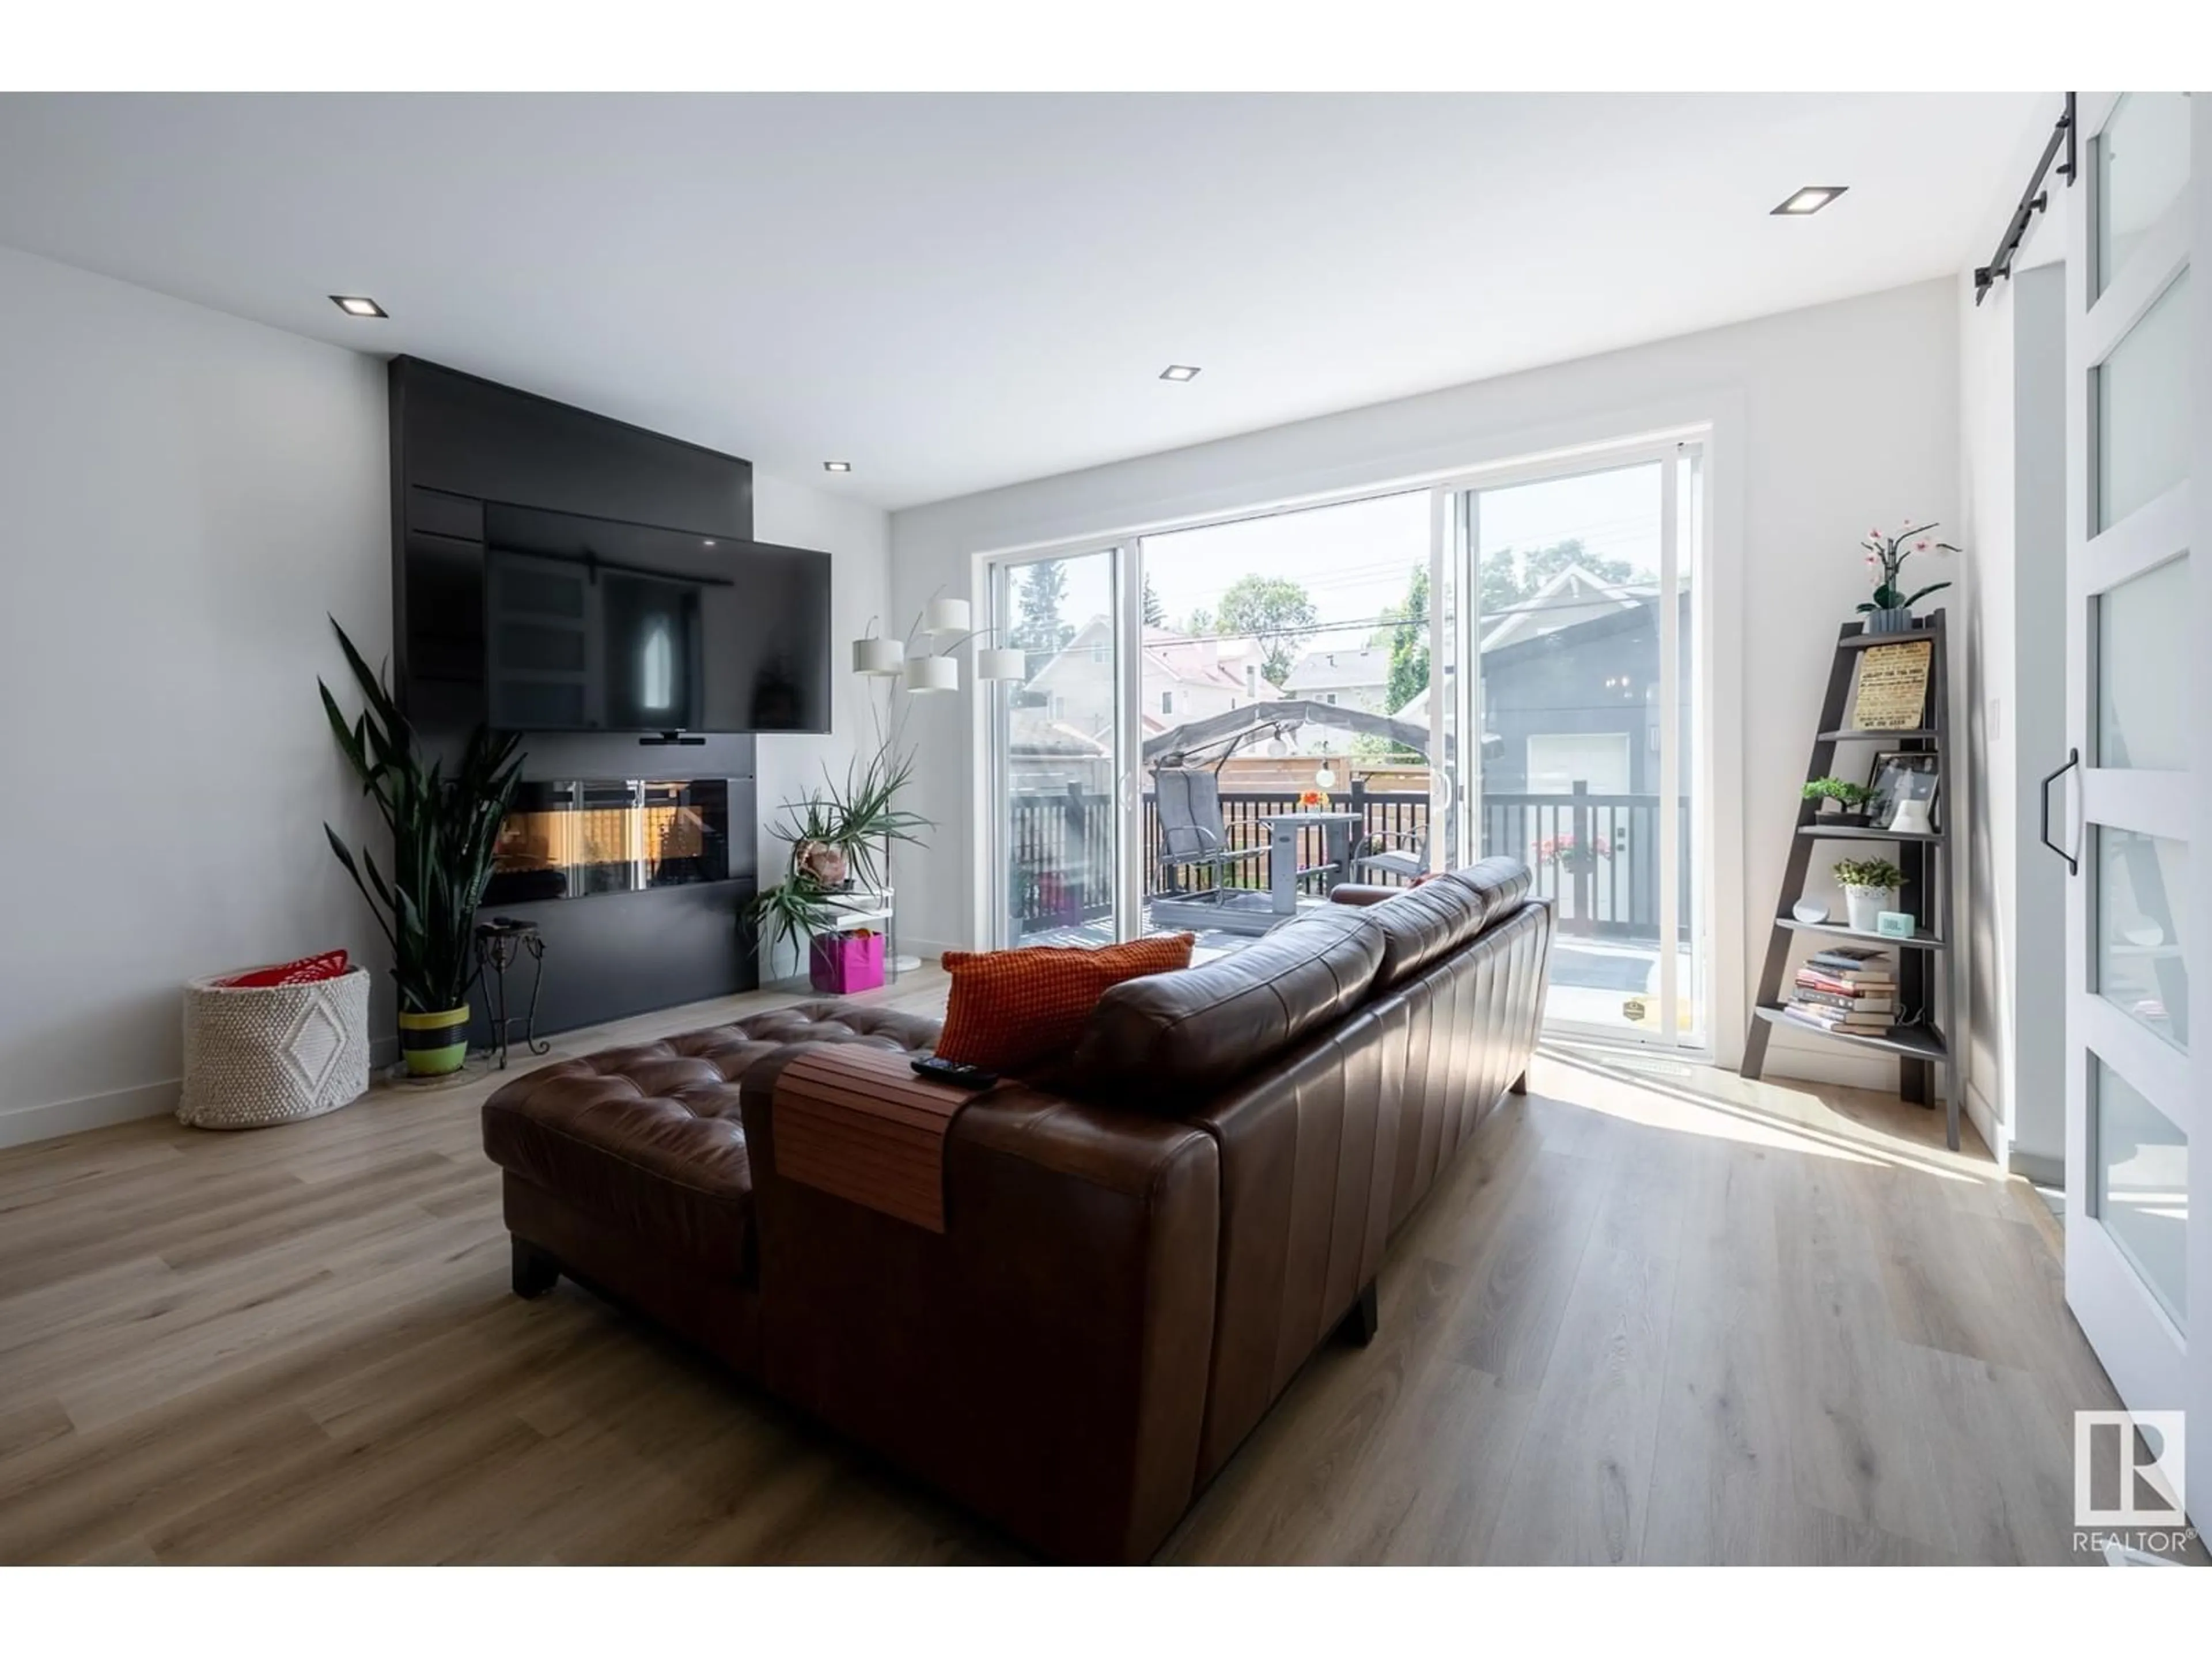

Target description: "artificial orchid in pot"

left=1858, top=521, right=1958, bottom=634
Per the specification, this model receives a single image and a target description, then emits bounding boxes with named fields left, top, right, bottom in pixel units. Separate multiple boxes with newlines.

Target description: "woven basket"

left=177, top=967, right=372, bottom=1130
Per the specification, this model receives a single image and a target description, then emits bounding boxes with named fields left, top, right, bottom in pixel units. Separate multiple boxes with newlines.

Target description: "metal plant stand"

left=474, top=918, right=549, bottom=1071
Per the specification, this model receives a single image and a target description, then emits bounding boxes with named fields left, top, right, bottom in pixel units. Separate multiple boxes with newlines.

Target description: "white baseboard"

left=0, top=1078, right=178, bottom=1150
left=898, top=938, right=959, bottom=965
left=2, top=1037, right=398, bottom=1152
left=1965, top=1077, right=2009, bottom=1167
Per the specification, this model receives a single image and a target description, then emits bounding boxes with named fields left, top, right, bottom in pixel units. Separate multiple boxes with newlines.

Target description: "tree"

left=1385, top=564, right=1429, bottom=718
left=1182, top=605, right=1214, bottom=637
left=1007, top=559, right=1074, bottom=654
left=1215, top=574, right=1317, bottom=690
left=1141, top=571, right=1166, bottom=628
left=1478, top=536, right=1638, bottom=622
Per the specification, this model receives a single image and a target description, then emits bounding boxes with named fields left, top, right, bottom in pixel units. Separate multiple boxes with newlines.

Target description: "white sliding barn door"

left=2058, top=90, right=2208, bottom=1533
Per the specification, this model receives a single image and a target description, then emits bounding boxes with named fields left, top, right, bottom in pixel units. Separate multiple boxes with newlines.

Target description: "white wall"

left=750, top=474, right=893, bottom=980
left=1953, top=94, right=2072, bottom=1173
left=891, top=278, right=1965, bottom=1085
left=1958, top=248, right=2067, bottom=1175
left=0, top=243, right=392, bottom=1146
left=0, top=243, right=891, bottom=1146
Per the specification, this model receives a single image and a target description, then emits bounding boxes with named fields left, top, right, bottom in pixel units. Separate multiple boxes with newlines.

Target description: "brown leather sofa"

left=482, top=857, right=1551, bottom=1562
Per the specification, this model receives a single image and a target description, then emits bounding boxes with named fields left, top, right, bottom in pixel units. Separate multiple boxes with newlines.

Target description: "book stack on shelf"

left=1783, top=945, right=1896, bottom=1036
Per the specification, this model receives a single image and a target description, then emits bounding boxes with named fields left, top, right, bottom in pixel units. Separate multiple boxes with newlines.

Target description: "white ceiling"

left=0, top=93, right=2041, bottom=510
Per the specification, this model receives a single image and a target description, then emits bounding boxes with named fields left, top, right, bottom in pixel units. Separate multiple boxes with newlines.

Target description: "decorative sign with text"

left=1851, top=640, right=1933, bottom=732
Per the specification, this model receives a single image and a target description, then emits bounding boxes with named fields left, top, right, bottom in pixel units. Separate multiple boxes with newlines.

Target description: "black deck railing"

left=1007, top=783, right=1688, bottom=941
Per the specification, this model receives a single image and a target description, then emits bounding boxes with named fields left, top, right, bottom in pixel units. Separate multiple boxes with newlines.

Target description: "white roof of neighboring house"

left=1282, top=645, right=1389, bottom=693
left=1477, top=565, right=1649, bottom=653
left=1011, top=718, right=1112, bottom=757
left=1030, top=619, right=1284, bottom=699
left=1141, top=627, right=1281, bottom=697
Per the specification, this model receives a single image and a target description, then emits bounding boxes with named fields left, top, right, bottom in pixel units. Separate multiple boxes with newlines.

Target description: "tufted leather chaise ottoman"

left=480, top=999, right=941, bottom=1377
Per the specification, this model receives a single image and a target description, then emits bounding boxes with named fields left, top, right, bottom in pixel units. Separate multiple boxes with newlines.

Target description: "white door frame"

left=965, top=421, right=1740, bottom=1061
left=2058, top=88, right=2207, bottom=1530
left=1442, top=435, right=1712, bottom=1054
left=976, top=539, right=1139, bottom=951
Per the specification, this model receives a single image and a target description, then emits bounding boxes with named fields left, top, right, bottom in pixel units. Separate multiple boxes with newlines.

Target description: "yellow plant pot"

left=397, top=1005, right=471, bottom=1076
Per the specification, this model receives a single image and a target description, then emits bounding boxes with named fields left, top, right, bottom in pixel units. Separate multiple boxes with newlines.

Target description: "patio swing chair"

left=1143, top=701, right=1468, bottom=931
left=1150, top=764, right=1270, bottom=918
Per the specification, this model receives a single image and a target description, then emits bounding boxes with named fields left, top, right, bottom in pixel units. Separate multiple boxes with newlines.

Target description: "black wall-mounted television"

left=390, top=355, right=834, bottom=738
left=482, top=502, right=832, bottom=735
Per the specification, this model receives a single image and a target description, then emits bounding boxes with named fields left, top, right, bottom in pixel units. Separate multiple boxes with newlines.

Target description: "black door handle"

left=2040, top=747, right=2081, bottom=875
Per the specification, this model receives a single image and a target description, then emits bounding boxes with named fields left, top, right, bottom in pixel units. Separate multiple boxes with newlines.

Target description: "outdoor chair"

left=1153, top=767, right=1265, bottom=898
left=1350, top=824, right=1428, bottom=886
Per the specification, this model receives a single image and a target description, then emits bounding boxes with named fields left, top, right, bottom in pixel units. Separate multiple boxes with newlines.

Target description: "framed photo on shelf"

left=1867, top=750, right=1940, bottom=831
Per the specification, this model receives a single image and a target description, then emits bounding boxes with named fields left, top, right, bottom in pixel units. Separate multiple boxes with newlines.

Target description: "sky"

left=1018, top=462, right=1670, bottom=657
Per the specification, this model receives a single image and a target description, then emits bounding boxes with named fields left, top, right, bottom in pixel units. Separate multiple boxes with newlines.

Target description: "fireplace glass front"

left=485, top=779, right=732, bottom=904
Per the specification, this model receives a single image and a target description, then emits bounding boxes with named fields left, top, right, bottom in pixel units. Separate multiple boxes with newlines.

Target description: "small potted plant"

left=1832, top=856, right=1906, bottom=934
left=1802, top=777, right=1874, bottom=826
left=1858, top=521, right=1958, bottom=634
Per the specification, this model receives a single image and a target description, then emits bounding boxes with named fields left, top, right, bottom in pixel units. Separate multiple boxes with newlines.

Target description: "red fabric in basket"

left=218, top=950, right=351, bottom=988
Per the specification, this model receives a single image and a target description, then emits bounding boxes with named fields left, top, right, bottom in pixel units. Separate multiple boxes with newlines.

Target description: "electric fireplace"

left=484, top=779, right=733, bottom=906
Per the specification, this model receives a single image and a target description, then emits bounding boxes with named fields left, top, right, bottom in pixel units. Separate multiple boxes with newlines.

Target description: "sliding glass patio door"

left=1455, top=443, right=1706, bottom=1050
left=983, top=546, right=1134, bottom=949
left=976, top=443, right=1707, bottom=1043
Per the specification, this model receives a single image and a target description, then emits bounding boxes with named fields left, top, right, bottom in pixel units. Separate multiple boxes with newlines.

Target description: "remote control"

left=911, top=1056, right=998, bottom=1090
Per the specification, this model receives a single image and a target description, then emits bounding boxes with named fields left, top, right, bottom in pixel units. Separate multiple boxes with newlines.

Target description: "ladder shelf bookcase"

left=1739, top=609, right=1961, bottom=1150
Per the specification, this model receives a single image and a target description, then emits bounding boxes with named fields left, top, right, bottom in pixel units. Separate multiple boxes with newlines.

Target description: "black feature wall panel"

left=387, top=357, right=763, bottom=1029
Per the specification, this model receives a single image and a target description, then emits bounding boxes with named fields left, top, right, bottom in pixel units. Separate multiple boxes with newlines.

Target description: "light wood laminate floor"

left=0, top=979, right=2135, bottom=1565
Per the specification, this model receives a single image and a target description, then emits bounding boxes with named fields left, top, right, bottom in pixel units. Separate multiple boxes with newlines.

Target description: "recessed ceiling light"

left=1159, top=365, right=1201, bottom=382
left=703, top=539, right=717, bottom=547
left=329, top=294, right=387, bottom=318
left=1770, top=187, right=1847, bottom=217
left=823, top=460, right=853, bottom=473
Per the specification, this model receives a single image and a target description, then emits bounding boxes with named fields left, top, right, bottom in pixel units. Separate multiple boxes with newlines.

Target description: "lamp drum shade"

left=853, top=636, right=906, bottom=676
left=923, top=598, right=972, bottom=635
left=976, top=647, right=1027, bottom=682
left=902, top=654, right=959, bottom=692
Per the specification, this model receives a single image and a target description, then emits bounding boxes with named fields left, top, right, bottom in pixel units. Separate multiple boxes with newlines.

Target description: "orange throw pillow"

left=936, top=934, right=1196, bottom=1074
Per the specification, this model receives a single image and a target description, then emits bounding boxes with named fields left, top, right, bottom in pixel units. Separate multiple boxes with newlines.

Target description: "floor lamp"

left=851, top=596, right=1025, bottom=971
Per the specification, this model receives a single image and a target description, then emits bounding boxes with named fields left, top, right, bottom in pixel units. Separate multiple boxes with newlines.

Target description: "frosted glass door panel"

left=2094, top=1056, right=2188, bottom=1330
left=2097, top=555, right=2190, bottom=771
left=2096, top=828, right=2191, bottom=1051
left=2095, top=91, right=2191, bottom=299
left=2096, top=271, right=2191, bottom=532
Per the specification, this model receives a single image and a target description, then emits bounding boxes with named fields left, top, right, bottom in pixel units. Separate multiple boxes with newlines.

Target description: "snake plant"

left=320, top=618, right=524, bottom=1014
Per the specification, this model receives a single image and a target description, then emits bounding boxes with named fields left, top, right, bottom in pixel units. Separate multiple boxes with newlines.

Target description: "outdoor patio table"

left=1258, top=810, right=1365, bottom=916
